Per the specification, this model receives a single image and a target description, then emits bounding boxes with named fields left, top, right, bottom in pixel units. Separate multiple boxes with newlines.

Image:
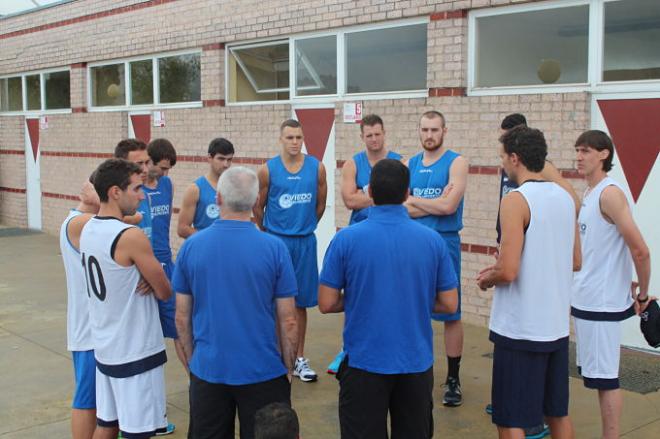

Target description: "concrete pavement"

left=1, top=229, right=659, bottom=438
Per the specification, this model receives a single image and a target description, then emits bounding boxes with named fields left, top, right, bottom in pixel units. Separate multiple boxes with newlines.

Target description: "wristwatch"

left=637, top=295, right=649, bottom=303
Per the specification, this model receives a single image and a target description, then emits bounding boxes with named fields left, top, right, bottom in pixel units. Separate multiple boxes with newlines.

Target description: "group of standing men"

left=59, top=106, right=652, bottom=439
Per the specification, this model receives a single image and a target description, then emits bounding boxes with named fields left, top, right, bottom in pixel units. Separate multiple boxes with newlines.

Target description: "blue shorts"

left=491, top=338, right=569, bottom=429
left=72, top=350, right=96, bottom=410
left=158, top=259, right=178, bottom=339
left=433, top=232, right=461, bottom=321
left=271, top=233, right=318, bottom=308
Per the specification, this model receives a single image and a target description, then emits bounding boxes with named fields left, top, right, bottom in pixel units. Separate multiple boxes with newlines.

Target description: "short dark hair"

left=575, top=130, right=614, bottom=172
left=148, top=138, right=177, bottom=167
left=370, top=159, right=410, bottom=205
left=280, top=119, right=302, bottom=132
left=93, top=159, right=142, bottom=202
left=500, top=125, right=547, bottom=173
left=360, top=114, right=384, bottom=132
left=420, top=110, right=446, bottom=127
left=208, top=137, right=235, bottom=158
left=114, top=138, right=147, bottom=159
left=254, top=403, right=299, bottom=439
left=501, top=113, right=528, bottom=130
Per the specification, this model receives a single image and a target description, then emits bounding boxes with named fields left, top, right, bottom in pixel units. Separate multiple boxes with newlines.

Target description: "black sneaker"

left=524, top=423, right=550, bottom=438
left=442, top=377, right=462, bottom=407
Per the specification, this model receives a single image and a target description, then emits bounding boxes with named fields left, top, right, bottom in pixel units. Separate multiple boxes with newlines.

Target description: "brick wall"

left=0, top=0, right=585, bottom=326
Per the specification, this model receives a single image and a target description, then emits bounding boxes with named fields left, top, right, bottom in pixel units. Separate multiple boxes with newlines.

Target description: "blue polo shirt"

left=172, top=220, right=298, bottom=385
left=136, top=197, right=152, bottom=240
left=320, top=204, right=458, bottom=374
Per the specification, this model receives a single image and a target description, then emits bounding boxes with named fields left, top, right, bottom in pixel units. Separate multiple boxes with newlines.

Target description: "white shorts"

left=96, top=365, right=168, bottom=436
left=574, top=317, right=621, bottom=382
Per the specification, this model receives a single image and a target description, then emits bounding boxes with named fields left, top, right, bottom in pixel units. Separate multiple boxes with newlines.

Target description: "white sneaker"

left=293, top=357, right=318, bottom=382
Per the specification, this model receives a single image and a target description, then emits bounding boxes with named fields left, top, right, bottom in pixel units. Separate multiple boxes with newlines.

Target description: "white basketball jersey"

left=489, top=182, right=576, bottom=342
left=573, top=177, right=634, bottom=313
left=60, top=209, right=93, bottom=352
left=80, top=217, right=165, bottom=367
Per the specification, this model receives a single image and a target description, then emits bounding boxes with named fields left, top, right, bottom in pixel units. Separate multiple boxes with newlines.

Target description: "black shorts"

left=491, top=339, right=569, bottom=429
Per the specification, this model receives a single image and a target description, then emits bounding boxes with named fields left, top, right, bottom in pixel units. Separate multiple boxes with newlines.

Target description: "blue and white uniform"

left=489, top=181, right=575, bottom=429
left=80, top=217, right=168, bottom=436
left=193, top=176, right=219, bottom=231
left=59, top=209, right=95, bottom=410
left=349, top=150, right=401, bottom=225
left=409, top=150, right=464, bottom=321
left=143, top=176, right=177, bottom=339
left=136, top=197, right=152, bottom=240
left=264, top=154, right=320, bottom=308
left=572, top=177, right=635, bottom=390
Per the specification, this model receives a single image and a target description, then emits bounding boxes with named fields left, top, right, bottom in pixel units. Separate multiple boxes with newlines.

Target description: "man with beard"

left=404, top=110, right=468, bottom=407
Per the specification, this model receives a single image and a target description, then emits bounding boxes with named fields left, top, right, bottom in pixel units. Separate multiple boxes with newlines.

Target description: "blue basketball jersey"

left=264, top=154, right=319, bottom=236
left=408, top=150, right=464, bottom=232
left=136, top=196, right=152, bottom=240
left=193, top=176, right=219, bottom=231
left=143, top=176, right=173, bottom=262
left=349, top=150, right=402, bottom=225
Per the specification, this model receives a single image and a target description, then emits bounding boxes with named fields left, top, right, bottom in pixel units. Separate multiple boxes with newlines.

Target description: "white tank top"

left=80, top=217, right=165, bottom=368
left=572, top=177, right=634, bottom=313
left=489, top=182, right=576, bottom=342
left=60, top=210, right=93, bottom=352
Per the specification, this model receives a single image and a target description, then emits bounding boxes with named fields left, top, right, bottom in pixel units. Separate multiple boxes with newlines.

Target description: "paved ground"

left=1, top=229, right=659, bottom=438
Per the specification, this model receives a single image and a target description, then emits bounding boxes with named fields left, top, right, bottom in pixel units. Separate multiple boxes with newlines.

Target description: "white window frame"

left=0, top=67, right=72, bottom=116
left=87, top=49, right=203, bottom=112
left=226, top=18, right=429, bottom=106
left=468, top=0, right=660, bottom=96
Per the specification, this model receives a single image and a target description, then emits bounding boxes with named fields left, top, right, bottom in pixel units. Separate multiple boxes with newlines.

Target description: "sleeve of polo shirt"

left=171, top=241, right=191, bottom=295
left=319, top=234, right=345, bottom=290
left=435, top=237, right=458, bottom=292
left=274, top=241, right=298, bottom=298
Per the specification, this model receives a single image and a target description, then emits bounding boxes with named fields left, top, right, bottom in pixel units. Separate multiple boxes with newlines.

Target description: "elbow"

left=632, top=246, right=650, bottom=265
left=573, top=259, right=582, bottom=272
left=318, top=300, right=332, bottom=314
left=500, top=267, right=518, bottom=284
left=156, top=287, right=172, bottom=301
left=435, top=289, right=458, bottom=314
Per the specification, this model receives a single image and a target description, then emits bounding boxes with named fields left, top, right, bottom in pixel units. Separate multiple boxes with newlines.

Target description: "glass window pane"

left=346, top=24, right=427, bottom=93
left=26, top=74, right=41, bottom=111
left=229, top=42, right=289, bottom=102
left=91, top=64, right=125, bottom=107
left=131, top=60, right=154, bottom=105
left=158, top=53, right=201, bottom=103
left=475, top=6, right=589, bottom=87
left=0, top=77, right=23, bottom=111
left=604, top=0, right=660, bottom=82
left=295, top=36, right=337, bottom=96
left=44, top=70, right=70, bottom=109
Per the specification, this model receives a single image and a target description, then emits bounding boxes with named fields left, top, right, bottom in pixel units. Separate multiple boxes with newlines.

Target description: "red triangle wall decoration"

left=130, top=114, right=151, bottom=144
left=26, top=119, right=40, bottom=163
left=598, top=99, right=660, bottom=202
left=294, top=108, right=335, bottom=161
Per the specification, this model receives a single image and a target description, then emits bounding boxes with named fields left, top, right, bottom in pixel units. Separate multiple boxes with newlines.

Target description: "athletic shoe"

left=154, top=423, right=176, bottom=436
left=294, top=357, right=318, bottom=382
left=442, top=377, right=462, bottom=407
left=327, top=351, right=345, bottom=375
left=485, top=403, right=493, bottom=415
left=524, top=424, right=550, bottom=439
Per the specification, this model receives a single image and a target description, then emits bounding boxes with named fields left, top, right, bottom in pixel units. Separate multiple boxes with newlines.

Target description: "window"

left=469, top=0, right=660, bottom=94
left=44, top=70, right=70, bottom=109
left=0, top=77, right=23, bottom=112
left=346, top=24, right=426, bottom=93
left=227, top=20, right=428, bottom=103
left=603, top=0, right=660, bottom=81
left=0, top=69, right=70, bottom=113
left=159, top=53, right=201, bottom=103
left=88, top=51, right=201, bottom=109
left=474, top=5, right=589, bottom=87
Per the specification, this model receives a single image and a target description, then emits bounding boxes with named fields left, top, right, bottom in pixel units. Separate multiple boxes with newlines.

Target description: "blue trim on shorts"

left=433, top=231, right=461, bottom=322
left=577, top=366, right=620, bottom=390
left=268, top=232, right=318, bottom=308
left=489, top=331, right=568, bottom=353
left=571, top=305, right=635, bottom=322
left=121, top=430, right=158, bottom=438
left=72, top=350, right=96, bottom=409
left=97, top=418, right=119, bottom=428
left=96, top=350, right=167, bottom=378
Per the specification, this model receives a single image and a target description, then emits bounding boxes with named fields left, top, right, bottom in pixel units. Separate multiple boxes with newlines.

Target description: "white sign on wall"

left=39, top=116, right=48, bottom=130
left=153, top=111, right=165, bottom=127
left=343, top=102, right=362, bottom=124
